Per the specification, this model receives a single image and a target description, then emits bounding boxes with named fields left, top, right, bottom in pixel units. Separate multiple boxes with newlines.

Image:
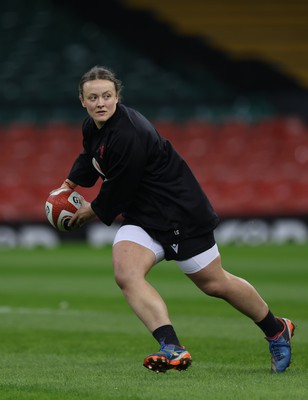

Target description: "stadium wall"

left=0, top=218, right=308, bottom=248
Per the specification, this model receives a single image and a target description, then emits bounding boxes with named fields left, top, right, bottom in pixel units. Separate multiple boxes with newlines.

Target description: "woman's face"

left=80, top=79, right=118, bottom=129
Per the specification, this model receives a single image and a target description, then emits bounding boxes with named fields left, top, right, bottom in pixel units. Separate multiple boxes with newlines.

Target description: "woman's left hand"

left=68, top=196, right=96, bottom=229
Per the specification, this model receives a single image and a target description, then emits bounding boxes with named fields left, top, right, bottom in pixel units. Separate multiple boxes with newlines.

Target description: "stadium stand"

left=1, top=0, right=307, bottom=121
left=1, top=118, right=307, bottom=221
left=119, top=0, right=308, bottom=119
left=122, top=0, right=308, bottom=87
left=0, top=0, right=243, bottom=122
left=0, top=0, right=307, bottom=221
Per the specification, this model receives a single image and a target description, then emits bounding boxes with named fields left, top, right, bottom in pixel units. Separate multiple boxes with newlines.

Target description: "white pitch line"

left=0, top=305, right=104, bottom=317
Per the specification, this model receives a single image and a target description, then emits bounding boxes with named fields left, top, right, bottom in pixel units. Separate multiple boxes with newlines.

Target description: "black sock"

left=255, top=310, right=284, bottom=337
left=152, top=325, right=181, bottom=346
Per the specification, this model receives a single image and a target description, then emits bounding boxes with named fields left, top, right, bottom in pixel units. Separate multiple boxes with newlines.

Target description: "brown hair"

left=79, top=65, right=123, bottom=100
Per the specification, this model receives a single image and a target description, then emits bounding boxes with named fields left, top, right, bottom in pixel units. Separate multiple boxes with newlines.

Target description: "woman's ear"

left=79, top=95, right=86, bottom=108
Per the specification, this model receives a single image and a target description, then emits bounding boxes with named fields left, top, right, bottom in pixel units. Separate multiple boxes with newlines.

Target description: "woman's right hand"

left=49, top=179, right=77, bottom=194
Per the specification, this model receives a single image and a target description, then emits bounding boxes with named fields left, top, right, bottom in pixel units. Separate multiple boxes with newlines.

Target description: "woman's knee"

left=201, top=279, right=228, bottom=298
left=113, top=261, right=130, bottom=289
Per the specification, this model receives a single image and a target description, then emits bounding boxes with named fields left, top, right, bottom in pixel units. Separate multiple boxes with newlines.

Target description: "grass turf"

left=0, top=243, right=307, bottom=399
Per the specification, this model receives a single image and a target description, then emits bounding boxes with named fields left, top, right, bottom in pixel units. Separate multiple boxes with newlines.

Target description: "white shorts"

left=113, top=225, right=220, bottom=274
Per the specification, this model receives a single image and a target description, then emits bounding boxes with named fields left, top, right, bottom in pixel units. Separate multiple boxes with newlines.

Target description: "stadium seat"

left=1, top=116, right=308, bottom=221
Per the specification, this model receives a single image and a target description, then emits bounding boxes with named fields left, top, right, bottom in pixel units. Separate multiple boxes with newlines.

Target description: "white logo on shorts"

left=170, top=243, right=179, bottom=253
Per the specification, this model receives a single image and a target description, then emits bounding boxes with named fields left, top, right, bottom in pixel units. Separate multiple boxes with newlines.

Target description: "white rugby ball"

left=45, top=188, right=81, bottom=231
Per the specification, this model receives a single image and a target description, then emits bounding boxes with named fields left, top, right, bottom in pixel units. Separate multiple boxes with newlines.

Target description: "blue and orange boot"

left=266, top=317, right=295, bottom=373
left=143, top=343, right=192, bottom=373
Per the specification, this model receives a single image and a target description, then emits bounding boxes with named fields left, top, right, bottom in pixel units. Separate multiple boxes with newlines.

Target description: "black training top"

left=68, top=104, right=219, bottom=241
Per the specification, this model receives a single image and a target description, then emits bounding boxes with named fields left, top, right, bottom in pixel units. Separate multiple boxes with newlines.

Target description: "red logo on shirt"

left=99, top=145, right=104, bottom=159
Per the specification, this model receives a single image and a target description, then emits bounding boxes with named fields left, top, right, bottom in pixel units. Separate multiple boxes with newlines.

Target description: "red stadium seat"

left=1, top=118, right=308, bottom=221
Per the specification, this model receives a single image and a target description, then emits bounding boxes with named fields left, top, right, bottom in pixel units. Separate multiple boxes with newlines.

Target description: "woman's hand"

left=68, top=196, right=96, bottom=229
left=49, top=179, right=77, bottom=194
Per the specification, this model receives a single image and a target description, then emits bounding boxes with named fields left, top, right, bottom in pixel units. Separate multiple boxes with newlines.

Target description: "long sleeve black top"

left=68, top=104, right=219, bottom=241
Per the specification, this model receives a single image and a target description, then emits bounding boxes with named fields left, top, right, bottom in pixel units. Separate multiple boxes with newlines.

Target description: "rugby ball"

left=45, top=188, right=82, bottom=231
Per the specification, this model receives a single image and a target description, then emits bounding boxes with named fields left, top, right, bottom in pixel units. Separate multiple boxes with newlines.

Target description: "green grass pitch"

left=0, top=243, right=307, bottom=399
